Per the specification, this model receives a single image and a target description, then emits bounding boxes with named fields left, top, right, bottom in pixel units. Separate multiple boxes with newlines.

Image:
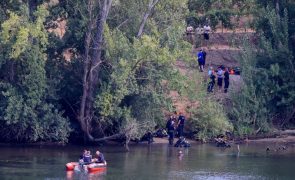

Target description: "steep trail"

left=194, top=31, right=255, bottom=101
left=170, top=30, right=255, bottom=115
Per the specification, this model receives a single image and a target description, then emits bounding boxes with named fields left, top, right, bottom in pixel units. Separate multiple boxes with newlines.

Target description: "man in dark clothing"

left=82, top=151, right=92, bottom=165
left=202, top=49, right=207, bottom=68
left=80, top=149, right=87, bottom=160
left=166, top=116, right=175, bottom=145
left=208, top=72, right=216, bottom=92
left=197, top=49, right=204, bottom=72
left=94, top=150, right=107, bottom=165
left=177, top=113, right=185, bottom=137
left=224, top=67, right=230, bottom=93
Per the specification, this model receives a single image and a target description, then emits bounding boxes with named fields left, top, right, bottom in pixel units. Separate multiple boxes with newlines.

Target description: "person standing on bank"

left=207, top=68, right=216, bottom=93
left=166, top=115, right=175, bottom=145
left=203, top=24, right=211, bottom=47
left=217, top=67, right=224, bottom=91
left=224, top=67, right=230, bottom=93
left=177, top=112, right=185, bottom=138
left=197, top=49, right=205, bottom=72
left=195, top=25, right=203, bottom=47
left=202, top=48, right=207, bottom=68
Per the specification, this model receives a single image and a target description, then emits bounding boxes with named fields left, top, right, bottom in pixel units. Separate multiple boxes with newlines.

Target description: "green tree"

left=0, top=4, right=70, bottom=142
left=230, top=2, right=295, bottom=135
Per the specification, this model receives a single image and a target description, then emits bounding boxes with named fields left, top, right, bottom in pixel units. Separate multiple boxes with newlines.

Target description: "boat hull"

left=65, top=162, right=106, bottom=173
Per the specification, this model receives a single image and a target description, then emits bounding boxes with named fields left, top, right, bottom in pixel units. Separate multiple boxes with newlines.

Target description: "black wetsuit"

left=224, top=71, right=229, bottom=93
left=208, top=74, right=216, bottom=92
left=166, top=118, right=175, bottom=145
left=203, top=51, right=207, bottom=67
left=178, top=115, right=185, bottom=137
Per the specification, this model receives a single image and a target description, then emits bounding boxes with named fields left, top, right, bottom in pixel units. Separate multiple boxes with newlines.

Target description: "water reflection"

left=66, top=170, right=106, bottom=180
left=0, top=143, right=294, bottom=179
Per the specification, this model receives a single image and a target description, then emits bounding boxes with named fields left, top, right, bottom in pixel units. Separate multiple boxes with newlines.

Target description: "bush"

left=189, top=97, right=233, bottom=141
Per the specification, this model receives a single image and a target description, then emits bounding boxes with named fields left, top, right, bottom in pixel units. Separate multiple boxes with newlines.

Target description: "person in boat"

left=93, top=150, right=107, bottom=165
left=82, top=150, right=92, bottom=165
left=79, top=149, right=87, bottom=160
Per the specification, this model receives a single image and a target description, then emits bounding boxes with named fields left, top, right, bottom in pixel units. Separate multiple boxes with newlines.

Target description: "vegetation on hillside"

left=0, top=0, right=294, bottom=145
left=230, top=0, right=295, bottom=135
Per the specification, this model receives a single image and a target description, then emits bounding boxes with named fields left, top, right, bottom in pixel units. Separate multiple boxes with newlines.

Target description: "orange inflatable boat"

left=66, top=162, right=79, bottom=171
left=87, top=163, right=107, bottom=173
left=66, top=162, right=106, bottom=173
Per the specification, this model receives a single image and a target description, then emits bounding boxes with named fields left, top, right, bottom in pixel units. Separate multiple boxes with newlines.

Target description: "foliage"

left=186, top=0, right=255, bottom=29
left=191, top=99, right=233, bottom=141
left=0, top=4, right=70, bottom=143
left=229, top=40, right=271, bottom=135
left=1, top=0, right=293, bottom=144
left=186, top=71, right=233, bottom=141
left=230, top=2, right=295, bottom=135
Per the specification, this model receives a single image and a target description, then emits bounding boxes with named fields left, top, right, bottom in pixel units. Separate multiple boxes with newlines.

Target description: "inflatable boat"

left=66, top=162, right=106, bottom=173
left=66, top=162, right=79, bottom=171
left=87, top=163, right=107, bottom=173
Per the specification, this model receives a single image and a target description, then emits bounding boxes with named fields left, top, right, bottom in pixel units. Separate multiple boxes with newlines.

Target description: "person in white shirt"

left=203, top=24, right=211, bottom=40
left=186, top=25, right=193, bottom=35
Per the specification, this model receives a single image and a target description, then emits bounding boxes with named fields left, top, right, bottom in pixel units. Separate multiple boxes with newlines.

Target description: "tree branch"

left=137, top=0, right=160, bottom=38
left=116, top=18, right=129, bottom=29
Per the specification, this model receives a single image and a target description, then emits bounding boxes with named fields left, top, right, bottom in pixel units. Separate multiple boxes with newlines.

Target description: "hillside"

left=170, top=29, right=255, bottom=115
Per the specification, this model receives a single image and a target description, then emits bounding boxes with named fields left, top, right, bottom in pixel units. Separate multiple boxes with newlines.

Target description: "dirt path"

left=249, top=136, right=295, bottom=143
left=248, top=130, right=295, bottom=143
left=152, top=137, right=198, bottom=145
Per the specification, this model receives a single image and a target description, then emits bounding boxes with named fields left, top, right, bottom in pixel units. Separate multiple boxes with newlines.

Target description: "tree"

left=230, top=2, right=295, bottom=135
left=0, top=3, right=70, bottom=142
left=78, top=0, right=113, bottom=141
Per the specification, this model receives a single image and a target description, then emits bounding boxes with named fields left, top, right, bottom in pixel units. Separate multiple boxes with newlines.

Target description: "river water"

left=0, top=142, right=294, bottom=180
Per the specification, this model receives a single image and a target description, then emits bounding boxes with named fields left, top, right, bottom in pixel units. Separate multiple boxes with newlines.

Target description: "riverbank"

left=1, top=130, right=295, bottom=147
left=151, top=130, right=295, bottom=148
left=247, top=130, right=295, bottom=144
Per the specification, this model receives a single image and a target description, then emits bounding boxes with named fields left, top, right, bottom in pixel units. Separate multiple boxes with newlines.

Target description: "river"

left=0, top=142, right=294, bottom=180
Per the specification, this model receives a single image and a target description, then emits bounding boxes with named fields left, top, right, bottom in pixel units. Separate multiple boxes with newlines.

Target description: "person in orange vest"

left=230, top=68, right=235, bottom=75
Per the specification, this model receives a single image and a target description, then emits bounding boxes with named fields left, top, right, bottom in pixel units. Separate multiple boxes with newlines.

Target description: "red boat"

left=87, top=163, right=107, bottom=173
left=65, top=162, right=106, bottom=173
left=66, top=162, right=79, bottom=171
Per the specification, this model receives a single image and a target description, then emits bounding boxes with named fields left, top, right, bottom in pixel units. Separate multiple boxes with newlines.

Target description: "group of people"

left=187, top=23, right=211, bottom=47
left=208, top=66, right=230, bottom=93
left=79, top=149, right=107, bottom=165
left=195, top=44, right=230, bottom=93
left=166, top=112, right=186, bottom=145
left=196, top=24, right=211, bottom=40
left=186, top=24, right=212, bottom=40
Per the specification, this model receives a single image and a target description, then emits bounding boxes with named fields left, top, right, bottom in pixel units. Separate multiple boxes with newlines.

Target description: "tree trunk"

left=79, top=0, right=96, bottom=136
left=137, top=0, right=160, bottom=38
left=79, top=0, right=112, bottom=141
left=9, top=61, right=15, bottom=83
left=275, top=0, right=280, bottom=15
